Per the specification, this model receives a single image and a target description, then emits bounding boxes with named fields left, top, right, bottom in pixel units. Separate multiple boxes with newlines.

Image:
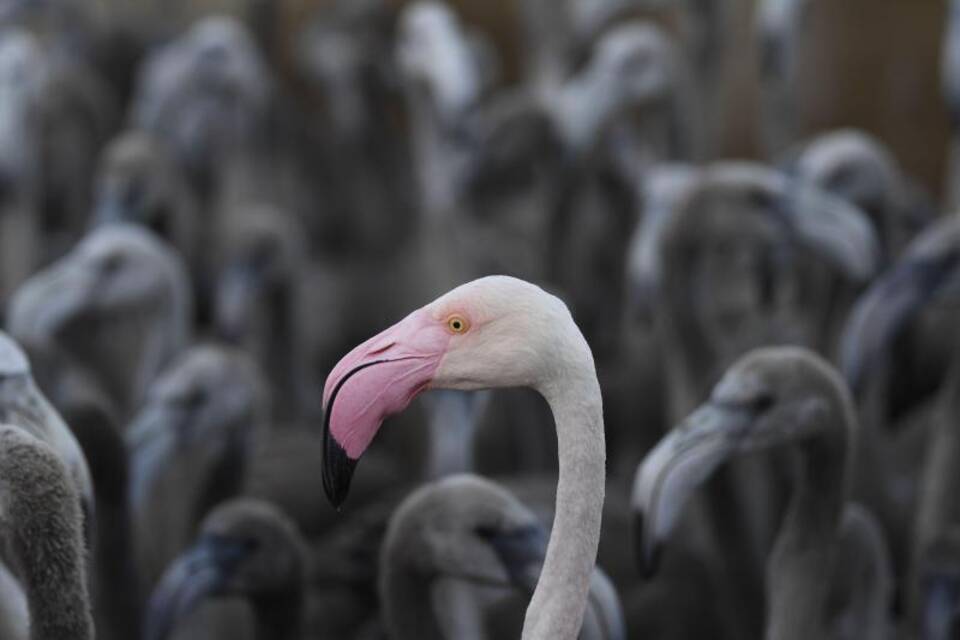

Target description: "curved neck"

left=909, top=357, right=960, bottom=628
left=834, top=505, right=892, bottom=640
left=383, top=565, right=448, bottom=640
left=14, top=492, right=93, bottom=640
left=92, top=498, right=142, bottom=640
left=765, top=427, right=848, bottom=640
left=524, top=349, right=605, bottom=640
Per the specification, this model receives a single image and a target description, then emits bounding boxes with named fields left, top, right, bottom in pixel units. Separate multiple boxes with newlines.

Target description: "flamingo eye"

left=446, top=314, right=469, bottom=334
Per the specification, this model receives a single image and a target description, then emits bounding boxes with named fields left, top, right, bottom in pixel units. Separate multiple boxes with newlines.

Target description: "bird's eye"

left=101, top=252, right=125, bottom=276
left=751, top=392, right=776, bottom=415
left=446, top=314, right=469, bottom=334
left=474, top=524, right=496, bottom=540
left=181, top=388, right=207, bottom=411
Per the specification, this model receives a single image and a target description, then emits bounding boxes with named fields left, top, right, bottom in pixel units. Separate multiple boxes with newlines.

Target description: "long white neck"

left=523, top=335, right=605, bottom=640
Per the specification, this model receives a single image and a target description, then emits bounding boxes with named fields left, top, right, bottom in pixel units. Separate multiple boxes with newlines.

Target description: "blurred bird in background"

left=0, top=0, right=956, bottom=638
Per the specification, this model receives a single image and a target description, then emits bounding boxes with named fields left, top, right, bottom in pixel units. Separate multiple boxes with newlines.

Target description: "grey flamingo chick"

left=840, top=217, right=960, bottom=630
left=633, top=346, right=858, bottom=640
left=382, top=474, right=625, bottom=640
left=127, top=344, right=268, bottom=592
left=91, top=131, right=201, bottom=286
left=0, top=25, right=116, bottom=267
left=129, top=15, right=271, bottom=201
left=652, top=162, right=877, bottom=421
left=7, top=224, right=192, bottom=420
left=212, top=203, right=308, bottom=420
left=0, top=29, right=44, bottom=310
left=756, top=0, right=811, bottom=156
left=145, top=498, right=307, bottom=640
left=785, top=129, right=932, bottom=265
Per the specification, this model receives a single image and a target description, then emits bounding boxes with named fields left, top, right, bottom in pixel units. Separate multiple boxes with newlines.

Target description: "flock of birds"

left=2, top=0, right=960, bottom=639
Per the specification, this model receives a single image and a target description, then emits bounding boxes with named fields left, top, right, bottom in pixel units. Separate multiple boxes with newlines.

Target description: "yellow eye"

left=446, top=315, right=469, bottom=334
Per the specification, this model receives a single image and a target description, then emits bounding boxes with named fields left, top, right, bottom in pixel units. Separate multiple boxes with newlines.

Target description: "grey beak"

left=839, top=249, right=960, bottom=394
left=7, top=260, right=97, bottom=343
left=773, top=180, right=880, bottom=283
left=631, top=403, right=749, bottom=577
left=479, top=523, right=550, bottom=593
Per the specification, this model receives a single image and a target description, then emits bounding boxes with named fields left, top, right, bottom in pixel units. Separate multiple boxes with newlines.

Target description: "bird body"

left=0, top=424, right=94, bottom=640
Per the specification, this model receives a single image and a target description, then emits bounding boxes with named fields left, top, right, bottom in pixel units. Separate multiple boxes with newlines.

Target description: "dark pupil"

left=452, top=320, right=461, bottom=330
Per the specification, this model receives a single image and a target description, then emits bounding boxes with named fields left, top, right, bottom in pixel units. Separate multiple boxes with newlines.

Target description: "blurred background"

left=2, top=0, right=960, bottom=638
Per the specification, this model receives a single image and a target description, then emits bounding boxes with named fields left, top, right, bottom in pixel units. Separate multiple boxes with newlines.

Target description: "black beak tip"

left=633, top=512, right=662, bottom=580
left=321, top=424, right=357, bottom=510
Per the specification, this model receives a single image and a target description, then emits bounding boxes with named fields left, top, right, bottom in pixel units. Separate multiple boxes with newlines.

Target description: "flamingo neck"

left=766, top=420, right=848, bottom=640
left=0, top=427, right=92, bottom=640
left=523, top=344, right=605, bottom=640
left=383, top=562, right=447, bottom=640
left=12, top=482, right=93, bottom=640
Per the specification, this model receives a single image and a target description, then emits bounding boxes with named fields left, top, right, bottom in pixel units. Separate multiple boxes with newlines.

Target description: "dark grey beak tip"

left=483, top=524, right=549, bottom=593
left=633, top=512, right=662, bottom=580
left=321, top=412, right=356, bottom=510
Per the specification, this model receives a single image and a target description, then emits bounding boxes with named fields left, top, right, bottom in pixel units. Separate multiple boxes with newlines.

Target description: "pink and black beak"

left=321, top=309, right=452, bottom=508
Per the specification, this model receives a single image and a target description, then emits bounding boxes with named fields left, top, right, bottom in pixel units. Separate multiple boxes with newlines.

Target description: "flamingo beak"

left=774, top=182, right=880, bottom=283
left=479, top=523, right=549, bottom=593
left=839, top=248, right=960, bottom=394
left=631, top=403, right=748, bottom=578
left=321, top=309, right=451, bottom=508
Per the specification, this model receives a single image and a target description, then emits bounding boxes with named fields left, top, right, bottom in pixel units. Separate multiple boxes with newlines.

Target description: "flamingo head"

left=321, top=276, right=584, bottom=508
